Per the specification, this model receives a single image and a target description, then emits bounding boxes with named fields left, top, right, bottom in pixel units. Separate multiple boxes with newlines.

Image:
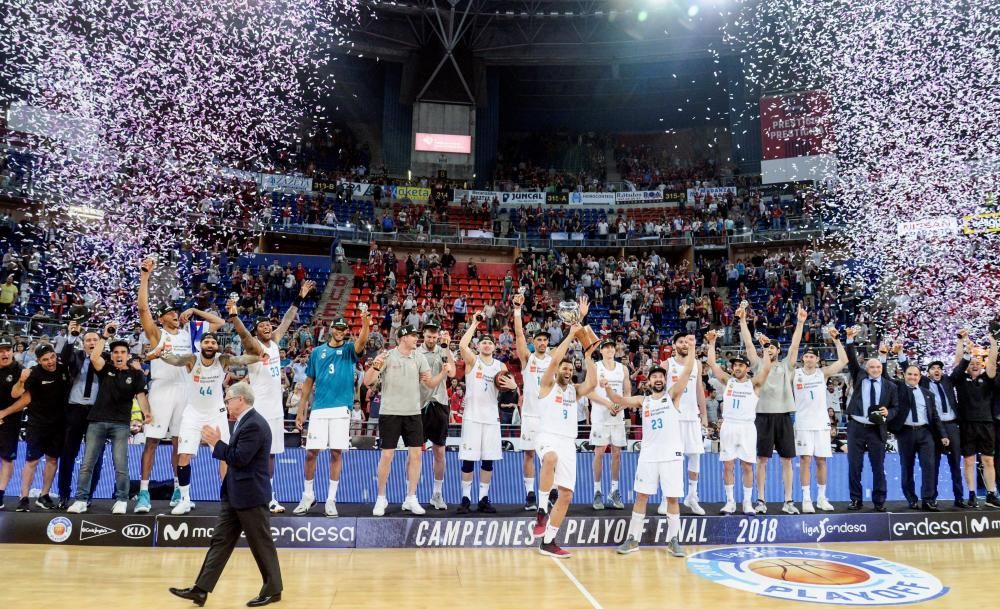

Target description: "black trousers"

left=896, top=425, right=937, bottom=503
left=935, top=421, right=963, bottom=500
left=195, top=502, right=282, bottom=596
left=58, top=404, right=100, bottom=500
left=847, top=420, right=886, bottom=505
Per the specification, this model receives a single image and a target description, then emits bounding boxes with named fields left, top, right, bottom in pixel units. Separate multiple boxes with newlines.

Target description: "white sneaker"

left=66, top=501, right=88, bottom=514
left=430, top=492, right=447, bottom=510
left=781, top=501, right=800, bottom=515
left=720, top=501, right=737, bottom=515
left=324, top=500, right=338, bottom=517
left=112, top=501, right=127, bottom=515
left=817, top=497, right=835, bottom=512
left=657, top=500, right=668, bottom=515
left=802, top=499, right=816, bottom=514
left=171, top=498, right=193, bottom=515
left=683, top=496, right=706, bottom=515
left=269, top=499, right=286, bottom=514
left=742, top=501, right=755, bottom=515
left=373, top=496, right=389, bottom=516
left=402, top=497, right=426, bottom=515
left=292, top=494, right=315, bottom=516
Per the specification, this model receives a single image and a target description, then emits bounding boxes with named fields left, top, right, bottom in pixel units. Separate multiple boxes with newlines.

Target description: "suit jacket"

left=845, top=342, right=898, bottom=426
left=899, top=355, right=966, bottom=415
left=61, top=339, right=88, bottom=382
left=888, top=381, right=947, bottom=438
left=212, top=408, right=272, bottom=510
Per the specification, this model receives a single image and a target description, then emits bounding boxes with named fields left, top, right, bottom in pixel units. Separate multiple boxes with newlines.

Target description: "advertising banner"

left=615, top=190, right=663, bottom=203
left=338, top=180, right=372, bottom=197
left=415, top=133, right=472, bottom=154
left=155, top=515, right=357, bottom=548
left=260, top=173, right=313, bottom=192
left=569, top=192, right=615, bottom=205
left=500, top=191, right=546, bottom=204
left=687, top=186, right=737, bottom=203
left=0, top=513, right=154, bottom=546
left=453, top=189, right=497, bottom=203
left=889, top=511, right=1000, bottom=541
left=760, top=90, right=835, bottom=161
left=391, top=186, right=432, bottom=201
left=896, top=217, right=958, bottom=238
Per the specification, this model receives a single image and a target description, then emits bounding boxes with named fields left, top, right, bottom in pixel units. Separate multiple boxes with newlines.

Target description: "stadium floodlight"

left=688, top=5, right=700, bottom=17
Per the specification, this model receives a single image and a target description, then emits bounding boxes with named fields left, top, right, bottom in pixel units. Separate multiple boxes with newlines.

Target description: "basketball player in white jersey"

left=532, top=322, right=597, bottom=558
left=228, top=280, right=315, bottom=513
left=704, top=329, right=773, bottom=515
left=136, top=257, right=225, bottom=513
left=457, top=315, right=519, bottom=513
left=147, top=333, right=259, bottom=514
left=588, top=339, right=630, bottom=511
left=661, top=332, right=708, bottom=516
left=513, top=292, right=552, bottom=511
left=603, top=349, right=695, bottom=557
left=793, top=330, right=848, bottom=513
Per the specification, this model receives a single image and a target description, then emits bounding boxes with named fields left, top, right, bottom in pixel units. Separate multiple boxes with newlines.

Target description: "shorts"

left=794, top=428, right=833, bottom=458
left=305, top=413, right=350, bottom=451
left=589, top=421, right=627, bottom=447
left=459, top=421, right=502, bottom=461
left=536, top=432, right=577, bottom=492
left=720, top=419, right=757, bottom=463
left=178, top=409, right=230, bottom=455
left=678, top=420, right=705, bottom=455
left=756, top=413, right=796, bottom=458
left=24, top=424, right=64, bottom=461
left=267, top=417, right=286, bottom=454
left=633, top=460, right=684, bottom=497
left=520, top=415, right=541, bottom=449
left=0, top=420, right=21, bottom=461
left=422, top=401, right=450, bottom=447
left=146, top=381, right=188, bottom=440
left=379, top=414, right=424, bottom=448
left=960, top=421, right=995, bottom=457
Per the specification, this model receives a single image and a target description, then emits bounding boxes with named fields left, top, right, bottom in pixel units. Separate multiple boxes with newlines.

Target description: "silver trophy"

left=229, top=292, right=240, bottom=303
left=739, top=299, right=749, bottom=310
left=557, top=301, right=599, bottom=349
left=357, top=302, right=368, bottom=315
left=517, top=286, right=526, bottom=296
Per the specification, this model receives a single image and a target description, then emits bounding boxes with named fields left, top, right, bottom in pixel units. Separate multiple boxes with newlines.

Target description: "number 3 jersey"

left=539, top=383, right=578, bottom=439
left=722, top=378, right=758, bottom=422
left=793, top=368, right=829, bottom=430
left=639, top=393, right=682, bottom=463
left=188, top=354, right=225, bottom=417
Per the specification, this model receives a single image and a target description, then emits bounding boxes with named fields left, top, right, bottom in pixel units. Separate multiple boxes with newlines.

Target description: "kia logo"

left=122, top=524, right=151, bottom=539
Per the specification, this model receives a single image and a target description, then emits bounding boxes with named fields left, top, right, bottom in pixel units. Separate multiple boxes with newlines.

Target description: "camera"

left=990, top=320, right=1000, bottom=340
left=475, top=314, right=484, bottom=321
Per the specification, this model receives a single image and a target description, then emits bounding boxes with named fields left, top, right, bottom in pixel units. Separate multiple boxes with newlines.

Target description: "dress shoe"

left=247, top=593, right=281, bottom=607
left=874, top=504, right=887, bottom=512
left=954, top=499, right=970, bottom=509
left=847, top=500, right=863, bottom=511
left=922, top=501, right=941, bottom=512
left=908, top=501, right=919, bottom=510
left=169, top=586, right=207, bottom=607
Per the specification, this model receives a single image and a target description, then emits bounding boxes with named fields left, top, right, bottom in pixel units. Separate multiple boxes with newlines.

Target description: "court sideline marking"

left=550, top=557, right=605, bottom=609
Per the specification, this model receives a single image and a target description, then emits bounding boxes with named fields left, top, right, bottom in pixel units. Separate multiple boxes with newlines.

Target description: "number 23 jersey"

left=639, top=394, right=682, bottom=463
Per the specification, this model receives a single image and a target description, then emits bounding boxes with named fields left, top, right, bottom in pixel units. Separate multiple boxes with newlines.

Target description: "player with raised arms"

left=512, top=291, right=552, bottom=511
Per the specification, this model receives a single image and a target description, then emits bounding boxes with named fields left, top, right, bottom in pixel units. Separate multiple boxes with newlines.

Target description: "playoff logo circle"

left=687, top=546, right=947, bottom=605
left=47, top=517, right=73, bottom=543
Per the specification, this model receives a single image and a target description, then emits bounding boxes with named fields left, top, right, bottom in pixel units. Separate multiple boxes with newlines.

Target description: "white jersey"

left=521, top=352, right=552, bottom=418
left=666, top=357, right=701, bottom=421
left=150, top=326, right=193, bottom=385
left=591, top=360, right=626, bottom=425
left=639, top=394, right=683, bottom=463
left=722, top=378, right=758, bottom=422
left=247, top=340, right=283, bottom=419
left=188, top=354, right=226, bottom=417
left=793, top=368, right=829, bottom=430
left=539, top=382, right=578, bottom=439
left=463, top=356, right=503, bottom=424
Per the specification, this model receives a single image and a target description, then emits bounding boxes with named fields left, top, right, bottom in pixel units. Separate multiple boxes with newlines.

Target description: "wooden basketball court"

left=3, top=539, right=995, bottom=608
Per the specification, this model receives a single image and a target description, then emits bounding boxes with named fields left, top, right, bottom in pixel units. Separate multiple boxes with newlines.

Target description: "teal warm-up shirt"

left=306, top=341, right=358, bottom=411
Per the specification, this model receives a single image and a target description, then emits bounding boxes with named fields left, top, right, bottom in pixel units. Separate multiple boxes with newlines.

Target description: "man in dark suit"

left=170, top=383, right=283, bottom=607
left=844, top=328, right=898, bottom=511
left=889, top=364, right=949, bottom=511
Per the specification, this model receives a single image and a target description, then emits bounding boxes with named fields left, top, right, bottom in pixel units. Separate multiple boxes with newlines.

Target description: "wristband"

left=292, top=295, right=304, bottom=307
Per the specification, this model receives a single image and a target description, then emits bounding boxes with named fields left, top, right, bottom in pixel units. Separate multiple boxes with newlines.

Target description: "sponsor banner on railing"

left=453, top=189, right=496, bottom=203
left=0, top=513, right=154, bottom=546
left=889, top=511, right=1000, bottom=541
left=615, top=190, right=663, bottom=203
left=260, top=173, right=313, bottom=192
left=339, top=180, right=372, bottom=197
left=546, top=192, right=569, bottom=205
left=390, top=186, right=432, bottom=200
left=155, top=515, right=357, bottom=548
left=896, top=217, right=958, bottom=238
left=686, top=186, right=737, bottom=203
left=550, top=232, right=585, bottom=241
left=500, top=191, right=546, bottom=204
left=569, top=192, right=616, bottom=205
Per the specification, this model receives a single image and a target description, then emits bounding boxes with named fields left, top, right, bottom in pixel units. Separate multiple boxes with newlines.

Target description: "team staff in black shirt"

left=953, top=330, right=999, bottom=508
left=0, top=337, right=30, bottom=510
left=0, top=343, right=73, bottom=512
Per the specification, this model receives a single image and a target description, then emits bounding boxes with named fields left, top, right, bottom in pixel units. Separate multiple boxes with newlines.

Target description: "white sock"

left=328, top=479, right=339, bottom=501
left=433, top=478, right=444, bottom=495
left=479, top=481, right=490, bottom=500
left=270, top=479, right=276, bottom=501
left=742, top=487, right=753, bottom=504
left=304, top=479, right=314, bottom=496
left=611, top=479, right=620, bottom=493
left=140, top=480, right=150, bottom=492
left=686, top=483, right=698, bottom=501
left=405, top=494, right=418, bottom=504
left=180, top=485, right=190, bottom=501
left=377, top=494, right=387, bottom=503
left=817, top=484, right=827, bottom=500
left=725, top=484, right=735, bottom=503
left=666, top=513, right=681, bottom=541
left=173, top=477, right=179, bottom=487
left=524, top=477, right=535, bottom=494
left=539, top=488, right=551, bottom=513
left=462, top=480, right=472, bottom=500
left=628, top=510, right=645, bottom=540
left=543, top=524, right=559, bottom=544
left=594, top=480, right=602, bottom=497
left=802, top=486, right=812, bottom=502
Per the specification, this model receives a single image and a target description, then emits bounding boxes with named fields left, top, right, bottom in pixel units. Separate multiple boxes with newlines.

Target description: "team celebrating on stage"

left=1, top=259, right=998, bottom=561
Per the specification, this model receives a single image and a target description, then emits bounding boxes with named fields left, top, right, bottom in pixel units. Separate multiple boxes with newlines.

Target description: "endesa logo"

left=688, top=546, right=948, bottom=605
left=160, top=518, right=355, bottom=547
left=890, top=516, right=964, bottom=540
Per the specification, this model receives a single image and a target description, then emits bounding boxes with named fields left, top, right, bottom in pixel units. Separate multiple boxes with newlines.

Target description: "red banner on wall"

left=760, top=91, right=835, bottom=161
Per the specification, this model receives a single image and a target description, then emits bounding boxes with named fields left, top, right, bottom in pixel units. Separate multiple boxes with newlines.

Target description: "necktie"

left=869, top=378, right=877, bottom=414
left=83, top=359, right=95, bottom=399
left=935, top=382, right=948, bottom=414
left=910, top=387, right=919, bottom=424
